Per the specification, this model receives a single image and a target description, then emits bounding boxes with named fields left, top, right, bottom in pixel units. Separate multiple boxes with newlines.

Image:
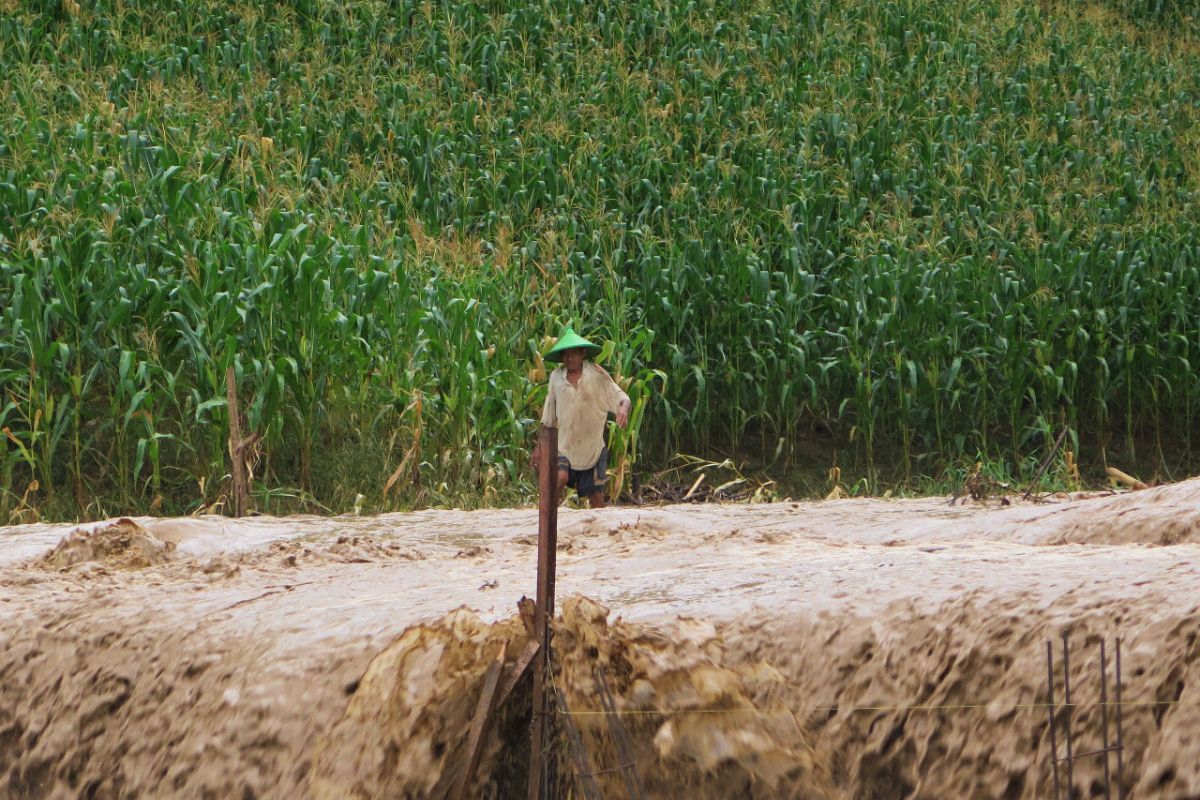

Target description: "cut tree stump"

left=225, top=366, right=256, bottom=517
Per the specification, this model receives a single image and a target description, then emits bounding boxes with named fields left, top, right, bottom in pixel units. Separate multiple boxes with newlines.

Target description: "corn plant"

left=1, top=0, right=1198, bottom=517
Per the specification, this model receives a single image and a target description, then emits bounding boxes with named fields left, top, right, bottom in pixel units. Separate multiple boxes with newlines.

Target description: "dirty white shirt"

left=541, top=363, right=630, bottom=471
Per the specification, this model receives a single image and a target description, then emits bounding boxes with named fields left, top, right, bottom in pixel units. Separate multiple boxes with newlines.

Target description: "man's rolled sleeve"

left=607, top=377, right=629, bottom=415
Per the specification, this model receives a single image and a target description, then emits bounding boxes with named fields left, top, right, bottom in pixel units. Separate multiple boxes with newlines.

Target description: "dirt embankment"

left=1, top=481, right=1200, bottom=798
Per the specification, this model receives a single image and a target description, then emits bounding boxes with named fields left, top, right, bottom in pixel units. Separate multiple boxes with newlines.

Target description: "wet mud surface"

left=1, top=481, right=1199, bottom=798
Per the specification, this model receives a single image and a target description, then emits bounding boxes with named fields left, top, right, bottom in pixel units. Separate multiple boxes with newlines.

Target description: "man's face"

left=563, top=348, right=585, bottom=370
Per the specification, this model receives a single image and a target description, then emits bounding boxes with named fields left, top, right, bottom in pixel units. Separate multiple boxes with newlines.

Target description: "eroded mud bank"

left=2, top=481, right=1199, bottom=798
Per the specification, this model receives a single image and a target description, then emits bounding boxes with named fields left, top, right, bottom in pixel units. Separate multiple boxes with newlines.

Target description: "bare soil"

left=1, top=481, right=1199, bottom=798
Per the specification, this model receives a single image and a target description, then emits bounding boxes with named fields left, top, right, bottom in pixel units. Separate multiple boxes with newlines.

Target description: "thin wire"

left=557, top=698, right=1184, bottom=717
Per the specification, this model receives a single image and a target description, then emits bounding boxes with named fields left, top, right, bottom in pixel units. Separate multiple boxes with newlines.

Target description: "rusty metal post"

left=1062, top=634, right=1075, bottom=794
left=556, top=689, right=604, bottom=800
left=1100, top=639, right=1113, bottom=800
left=1046, top=642, right=1062, bottom=800
left=1115, top=638, right=1126, bottom=800
left=528, top=425, right=558, bottom=800
left=595, top=665, right=646, bottom=800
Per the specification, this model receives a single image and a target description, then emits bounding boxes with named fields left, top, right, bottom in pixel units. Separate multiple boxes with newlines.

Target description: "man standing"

left=541, top=327, right=631, bottom=508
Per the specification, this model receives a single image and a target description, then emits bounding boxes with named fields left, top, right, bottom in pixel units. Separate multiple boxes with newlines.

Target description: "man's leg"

left=554, top=454, right=572, bottom=504
left=586, top=449, right=608, bottom=509
left=584, top=450, right=608, bottom=509
left=557, top=469, right=570, bottom=504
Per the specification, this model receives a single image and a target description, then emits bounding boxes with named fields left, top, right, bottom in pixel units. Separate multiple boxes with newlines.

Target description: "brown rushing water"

left=1, top=483, right=1199, bottom=798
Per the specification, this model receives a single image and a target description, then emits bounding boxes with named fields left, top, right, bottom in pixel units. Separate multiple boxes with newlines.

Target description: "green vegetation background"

left=1, top=0, right=1198, bottom=519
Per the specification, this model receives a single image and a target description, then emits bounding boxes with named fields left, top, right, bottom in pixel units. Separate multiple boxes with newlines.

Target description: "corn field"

left=1, top=0, right=1198, bottom=518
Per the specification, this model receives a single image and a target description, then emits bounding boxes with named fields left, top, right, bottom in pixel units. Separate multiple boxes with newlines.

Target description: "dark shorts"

left=558, top=448, right=608, bottom=497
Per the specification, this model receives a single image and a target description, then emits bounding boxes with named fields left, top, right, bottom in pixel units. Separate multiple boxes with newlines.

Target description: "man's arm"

left=615, top=395, right=631, bottom=428
left=595, top=366, right=631, bottom=428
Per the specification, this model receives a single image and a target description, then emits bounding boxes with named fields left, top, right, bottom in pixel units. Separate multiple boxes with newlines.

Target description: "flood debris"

left=1106, top=466, right=1149, bottom=491
left=552, top=596, right=835, bottom=799
left=310, top=597, right=834, bottom=799
left=310, top=610, right=534, bottom=799
left=34, top=518, right=174, bottom=571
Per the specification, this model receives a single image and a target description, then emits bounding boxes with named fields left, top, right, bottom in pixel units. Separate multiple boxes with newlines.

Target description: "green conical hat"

left=545, top=327, right=602, bottom=363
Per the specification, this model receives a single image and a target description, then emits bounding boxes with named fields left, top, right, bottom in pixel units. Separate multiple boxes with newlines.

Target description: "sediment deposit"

left=2, top=481, right=1199, bottom=798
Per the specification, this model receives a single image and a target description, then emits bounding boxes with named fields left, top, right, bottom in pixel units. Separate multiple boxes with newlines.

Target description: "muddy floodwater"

left=2, top=482, right=1199, bottom=798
